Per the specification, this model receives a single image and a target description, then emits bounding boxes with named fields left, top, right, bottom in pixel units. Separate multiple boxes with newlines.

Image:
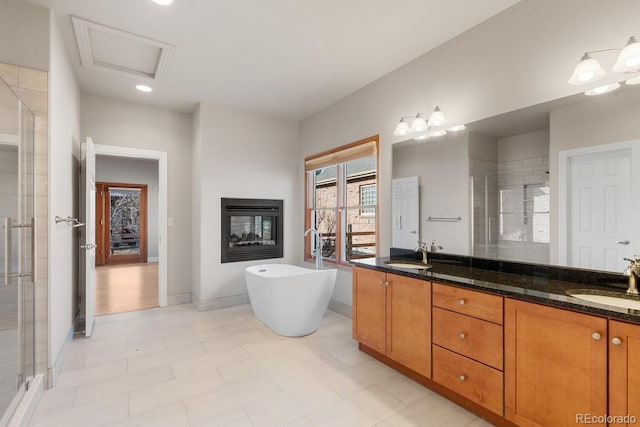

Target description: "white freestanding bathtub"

left=245, top=264, right=337, bottom=337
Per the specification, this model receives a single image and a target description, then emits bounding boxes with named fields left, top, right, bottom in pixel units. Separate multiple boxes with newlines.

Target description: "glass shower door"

left=0, top=79, right=35, bottom=425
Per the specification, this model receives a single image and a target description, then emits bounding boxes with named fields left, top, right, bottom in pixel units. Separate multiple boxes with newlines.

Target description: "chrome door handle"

left=81, top=243, right=97, bottom=250
left=3, top=217, right=34, bottom=285
left=3, top=217, right=11, bottom=285
left=614, top=240, right=630, bottom=245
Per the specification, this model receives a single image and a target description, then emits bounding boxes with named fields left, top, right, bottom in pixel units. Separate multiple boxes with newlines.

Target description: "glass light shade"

left=447, top=124, right=466, bottom=132
left=612, top=36, right=640, bottom=72
left=413, top=134, right=430, bottom=141
left=410, top=115, right=428, bottom=133
left=152, top=0, right=173, bottom=5
left=426, top=128, right=447, bottom=138
left=568, top=54, right=605, bottom=85
left=393, top=119, right=410, bottom=136
left=584, top=82, right=620, bottom=96
left=136, top=84, right=153, bottom=92
left=427, top=106, right=446, bottom=127
left=625, top=76, right=640, bottom=85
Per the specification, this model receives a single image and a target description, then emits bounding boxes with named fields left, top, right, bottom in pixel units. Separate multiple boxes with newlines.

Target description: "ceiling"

left=28, top=0, right=520, bottom=119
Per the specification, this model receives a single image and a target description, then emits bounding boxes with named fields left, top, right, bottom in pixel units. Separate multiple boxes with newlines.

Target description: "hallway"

left=96, top=263, right=159, bottom=316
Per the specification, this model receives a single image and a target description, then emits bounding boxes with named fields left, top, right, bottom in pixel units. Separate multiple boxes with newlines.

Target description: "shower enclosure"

left=0, top=78, right=36, bottom=425
left=470, top=162, right=550, bottom=264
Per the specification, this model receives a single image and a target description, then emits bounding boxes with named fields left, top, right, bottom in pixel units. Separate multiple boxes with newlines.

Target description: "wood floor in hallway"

left=96, top=262, right=159, bottom=316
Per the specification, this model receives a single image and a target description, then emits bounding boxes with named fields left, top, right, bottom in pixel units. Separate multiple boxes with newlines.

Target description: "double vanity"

left=351, top=252, right=640, bottom=426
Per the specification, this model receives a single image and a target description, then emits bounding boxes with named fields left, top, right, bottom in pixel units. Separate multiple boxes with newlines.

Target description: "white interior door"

left=392, top=176, right=419, bottom=249
left=80, top=137, right=96, bottom=336
left=568, top=147, right=636, bottom=272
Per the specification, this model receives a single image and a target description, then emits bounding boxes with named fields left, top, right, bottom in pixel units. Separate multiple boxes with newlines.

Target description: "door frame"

left=558, top=139, right=640, bottom=267
left=97, top=182, right=148, bottom=265
left=93, top=144, right=168, bottom=307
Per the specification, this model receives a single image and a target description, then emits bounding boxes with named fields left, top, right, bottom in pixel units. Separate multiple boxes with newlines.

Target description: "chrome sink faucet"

left=415, top=240, right=443, bottom=264
left=623, top=255, right=640, bottom=295
left=305, top=228, right=323, bottom=269
left=415, top=241, right=428, bottom=264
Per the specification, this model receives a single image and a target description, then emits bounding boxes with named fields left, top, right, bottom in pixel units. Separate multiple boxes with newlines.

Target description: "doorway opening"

left=94, top=155, right=161, bottom=316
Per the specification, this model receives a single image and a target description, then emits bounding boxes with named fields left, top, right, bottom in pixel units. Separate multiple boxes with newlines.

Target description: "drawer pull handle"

left=458, top=299, right=466, bottom=305
left=592, top=332, right=602, bottom=341
left=459, top=333, right=466, bottom=339
left=612, top=337, right=622, bottom=346
left=459, top=375, right=466, bottom=381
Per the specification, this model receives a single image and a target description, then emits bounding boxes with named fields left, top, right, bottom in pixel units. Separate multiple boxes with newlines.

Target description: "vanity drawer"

left=433, top=283, right=503, bottom=324
left=432, top=307, right=503, bottom=370
left=433, top=345, right=504, bottom=416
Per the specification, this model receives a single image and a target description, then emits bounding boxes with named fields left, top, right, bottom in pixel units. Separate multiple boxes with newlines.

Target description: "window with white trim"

left=359, top=184, right=376, bottom=216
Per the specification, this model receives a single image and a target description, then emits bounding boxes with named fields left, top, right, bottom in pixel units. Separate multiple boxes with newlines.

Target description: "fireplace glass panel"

left=229, top=215, right=276, bottom=247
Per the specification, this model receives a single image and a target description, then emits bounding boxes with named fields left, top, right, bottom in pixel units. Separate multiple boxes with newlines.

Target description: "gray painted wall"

left=0, top=1, right=49, bottom=71
left=81, top=93, right=193, bottom=301
left=299, top=0, right=640, bottom=307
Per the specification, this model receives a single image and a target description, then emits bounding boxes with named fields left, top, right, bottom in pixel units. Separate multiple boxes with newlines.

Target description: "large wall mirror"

left=392, top=84, right=640, bottom=273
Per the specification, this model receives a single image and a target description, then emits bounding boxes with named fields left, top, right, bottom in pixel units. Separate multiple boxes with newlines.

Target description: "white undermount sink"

left=384, top=261, right=432, bottom=270
left=568, top=291, right=640, bottom=311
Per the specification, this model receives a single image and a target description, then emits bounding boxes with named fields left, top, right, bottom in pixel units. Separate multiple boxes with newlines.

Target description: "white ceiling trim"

left=71, top=16, right=174, bottom=81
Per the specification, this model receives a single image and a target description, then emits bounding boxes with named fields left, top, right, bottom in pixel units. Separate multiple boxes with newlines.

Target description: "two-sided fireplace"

left=221, top=198, right=283, bottom=263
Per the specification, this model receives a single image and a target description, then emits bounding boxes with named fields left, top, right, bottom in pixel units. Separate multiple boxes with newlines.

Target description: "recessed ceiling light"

left=151, top=0, right=173, bottom=5
left=136, top=84, right=153, bottom=92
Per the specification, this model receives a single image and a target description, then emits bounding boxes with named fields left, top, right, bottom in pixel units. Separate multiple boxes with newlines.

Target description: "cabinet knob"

left=612, top=337, right=622, bottom=346
left=458, top=299, right=466, bottom=305
left=459, top=333, right=466, bottom=339
left=379, top=280, right=384, bottom=285
left=591, top=332, right=602, bottom=341
left=459, top=375, right=466, bottom=381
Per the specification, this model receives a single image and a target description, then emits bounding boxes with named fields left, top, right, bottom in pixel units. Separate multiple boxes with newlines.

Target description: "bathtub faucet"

left=304, top=228, right=323, bottom=269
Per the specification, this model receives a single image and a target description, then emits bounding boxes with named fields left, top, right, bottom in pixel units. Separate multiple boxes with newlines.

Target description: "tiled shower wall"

left=496, top=155, right=549, bottom=264
left=0, top=62, right=49, bottom=386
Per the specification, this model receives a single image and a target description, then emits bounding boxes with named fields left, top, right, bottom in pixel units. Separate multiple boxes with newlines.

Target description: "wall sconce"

left=393, top=106, right=465, bottom=140
left=568, top=35, right=640, bottom=95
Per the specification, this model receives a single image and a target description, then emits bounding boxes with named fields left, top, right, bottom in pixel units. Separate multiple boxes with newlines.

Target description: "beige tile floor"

left=29, top=304, right=492, bottom=427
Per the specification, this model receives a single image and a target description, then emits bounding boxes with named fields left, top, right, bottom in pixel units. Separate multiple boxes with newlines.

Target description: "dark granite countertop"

left=351, top=251, right=640, bottom=325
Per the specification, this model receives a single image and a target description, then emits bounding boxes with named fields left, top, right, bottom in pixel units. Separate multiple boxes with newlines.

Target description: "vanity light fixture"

left=136, top=84, right=153, bottom=92
left=568, top=36, right=640, bottom=95
left=626, top=76, right=640, bottom=85
left=393, top=106, right=465, bottom=140
left=151, top=0, right=173, bottom=5
left=584, top=83, right=620, bottom=96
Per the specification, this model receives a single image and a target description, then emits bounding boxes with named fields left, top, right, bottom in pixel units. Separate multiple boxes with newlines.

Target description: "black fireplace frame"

left=221, top=198, right=284, bottom=263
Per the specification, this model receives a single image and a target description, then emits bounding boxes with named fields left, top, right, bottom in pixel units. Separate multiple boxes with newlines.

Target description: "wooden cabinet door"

left=386, top=273, right=431, bottom=377
left=505, top=299, right=607, bottom=427
left=609, top=320, right=640, bottom=426
left=352, top=267, right=387, bottom=354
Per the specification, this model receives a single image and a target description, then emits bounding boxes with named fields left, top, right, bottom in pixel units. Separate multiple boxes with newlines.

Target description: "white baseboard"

left=167, top=292, right=192, bottom=306
left=195, top=293, right=250, bottom=311
left=148, top=257, right=159, bottom=262
left=328, top=299, right=352, bottom=319
left=48, top=326, right=73, bottom=388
